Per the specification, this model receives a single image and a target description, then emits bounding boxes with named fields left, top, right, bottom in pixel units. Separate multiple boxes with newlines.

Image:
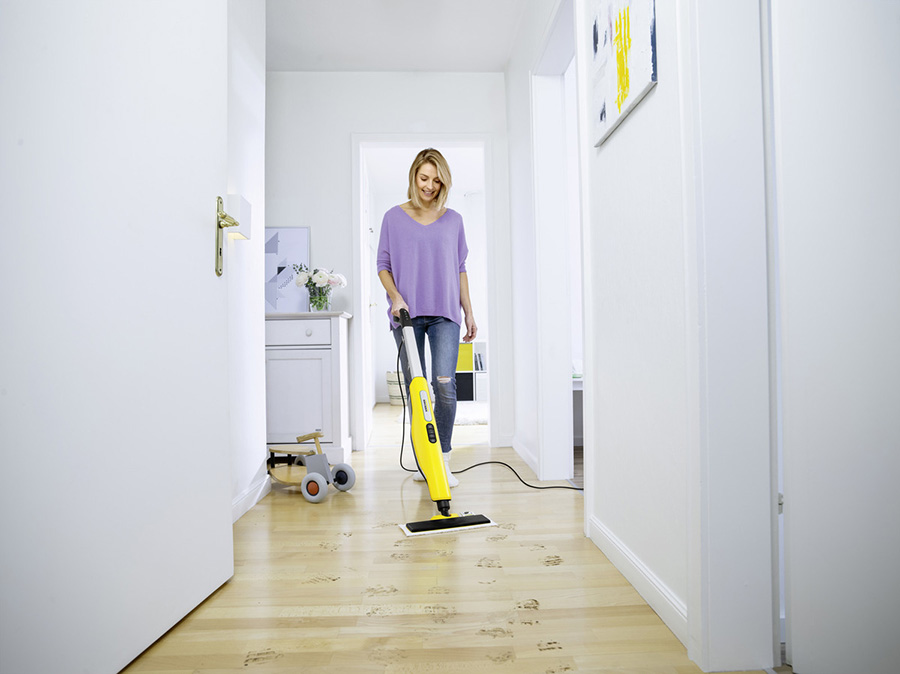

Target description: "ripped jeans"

left=392, top=316, right=460, bottom=454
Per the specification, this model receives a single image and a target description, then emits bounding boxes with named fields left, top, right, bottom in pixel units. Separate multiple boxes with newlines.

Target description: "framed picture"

left=589, top=0, right=658, bottom=147
left=264, top=227, right=310, bottom=313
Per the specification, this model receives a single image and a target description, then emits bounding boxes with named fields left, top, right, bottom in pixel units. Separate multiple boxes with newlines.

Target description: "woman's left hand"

left=463, top=314, right=477, bottom=343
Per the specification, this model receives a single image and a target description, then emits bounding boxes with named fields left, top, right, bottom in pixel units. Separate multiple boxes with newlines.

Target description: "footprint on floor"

left=541, top=555, right=564, bottom=566
left=478, top=627, right=513, bottom=639
left=365, top=585, right=398, bottom=596
left=244, top=649, right=283, bottom=666
left=302, top=573, right=340, bottom=584
left=369, top=648, right=407, bottom=664
left=426, top=605, right=457, bottom=623
left=516, top=599, right=540, bottom=610
left=486, top=534, right=508, bottom=542
left=476, top=557, right=502, bottom=568
left=487, top=650, right=515, bottom=663
left=390, top=552, right=409, bottom=560
left=538, top=641, right=563, bottom=651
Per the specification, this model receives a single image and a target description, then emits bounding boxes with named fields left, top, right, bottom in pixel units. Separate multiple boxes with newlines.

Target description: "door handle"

left=215, top=196, right=239, bottom=277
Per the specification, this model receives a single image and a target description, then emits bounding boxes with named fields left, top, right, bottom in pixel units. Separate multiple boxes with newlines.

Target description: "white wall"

left=266, top=72, right=513, bottom=447
left=579, top=0, right=692, bottom=633
left=773, top=2, right=900, bottom=672
left=567, top=0, right=776, bottom=669
left=226, top=0, right=269, bottom=521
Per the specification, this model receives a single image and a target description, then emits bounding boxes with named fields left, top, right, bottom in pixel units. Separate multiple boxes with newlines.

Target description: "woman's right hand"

left=391, top=298, right=409, bottom=319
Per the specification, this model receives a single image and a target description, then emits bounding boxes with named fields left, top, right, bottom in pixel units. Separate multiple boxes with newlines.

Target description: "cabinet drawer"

left=266, top=319, right=332, bottom=346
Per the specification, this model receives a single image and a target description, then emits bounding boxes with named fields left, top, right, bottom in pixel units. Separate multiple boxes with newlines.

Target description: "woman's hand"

left=463, top=313, right=477, bottom=342
left=378, top=271, right=408, bottom=321
left=391, top=298, right=409, bottom=319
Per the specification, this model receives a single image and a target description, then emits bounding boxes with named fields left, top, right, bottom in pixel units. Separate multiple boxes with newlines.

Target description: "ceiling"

left=266, top=0, right=527, bottom=72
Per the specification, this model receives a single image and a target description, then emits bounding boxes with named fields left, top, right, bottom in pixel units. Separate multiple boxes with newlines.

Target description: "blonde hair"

left=407, top=148, right=452, bottom=211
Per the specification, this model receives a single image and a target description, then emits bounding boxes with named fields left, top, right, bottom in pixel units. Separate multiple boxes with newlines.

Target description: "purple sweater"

left=376, top=205, right=468, bottom=330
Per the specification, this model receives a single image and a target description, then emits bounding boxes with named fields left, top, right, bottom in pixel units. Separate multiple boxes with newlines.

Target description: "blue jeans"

left=392, top=316, right=460, bottom=454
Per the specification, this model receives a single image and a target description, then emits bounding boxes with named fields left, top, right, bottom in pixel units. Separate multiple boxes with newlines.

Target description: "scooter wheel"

left=301, top=473, right=329, bottom=503
left=331, top=463, right=356, bottom=491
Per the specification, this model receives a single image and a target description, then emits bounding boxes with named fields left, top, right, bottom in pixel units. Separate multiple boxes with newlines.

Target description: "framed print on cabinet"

left=265, top=227, right=310, bottom=313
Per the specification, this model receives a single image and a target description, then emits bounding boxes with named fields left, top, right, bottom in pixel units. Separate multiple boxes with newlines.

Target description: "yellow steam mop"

left=396, top=309, right=496, bottom=536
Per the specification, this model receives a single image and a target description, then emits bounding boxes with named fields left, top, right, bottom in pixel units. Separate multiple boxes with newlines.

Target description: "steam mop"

left=396, top=309, right=496, bottom=536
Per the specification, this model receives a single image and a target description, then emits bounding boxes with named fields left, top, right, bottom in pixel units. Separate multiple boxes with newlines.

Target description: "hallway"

left=123, top=406, right=786, bottom=673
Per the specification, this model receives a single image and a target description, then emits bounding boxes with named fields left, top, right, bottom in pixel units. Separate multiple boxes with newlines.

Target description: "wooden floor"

left=123, top=404, right=789, bottom=673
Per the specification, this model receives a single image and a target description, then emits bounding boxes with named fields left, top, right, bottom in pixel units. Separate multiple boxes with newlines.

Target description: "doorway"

left=353, top=139, right=491, bottom=450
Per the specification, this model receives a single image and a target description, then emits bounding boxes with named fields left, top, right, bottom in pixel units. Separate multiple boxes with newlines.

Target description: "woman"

left=376, top=148, right=477, bottom=487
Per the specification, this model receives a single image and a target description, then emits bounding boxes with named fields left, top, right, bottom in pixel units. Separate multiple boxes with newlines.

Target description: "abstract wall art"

left=589, top=0, right=658, bottom=147
left=264, top=227, right=310, bottom=313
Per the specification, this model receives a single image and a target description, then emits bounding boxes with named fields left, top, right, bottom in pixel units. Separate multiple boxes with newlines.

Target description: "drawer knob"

left=306, top=329, right=313, bottom=337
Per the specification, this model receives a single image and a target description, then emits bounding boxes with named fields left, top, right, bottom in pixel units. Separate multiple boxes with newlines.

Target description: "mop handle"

left=396, top=309, right=424, bottom=380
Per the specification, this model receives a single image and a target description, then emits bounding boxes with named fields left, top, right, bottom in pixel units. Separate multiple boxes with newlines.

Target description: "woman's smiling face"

left=415, top=162, right=442, bottom=205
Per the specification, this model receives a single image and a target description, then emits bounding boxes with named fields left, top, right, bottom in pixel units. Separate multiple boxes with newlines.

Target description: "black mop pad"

left=401, top=513, right=497, bottom=537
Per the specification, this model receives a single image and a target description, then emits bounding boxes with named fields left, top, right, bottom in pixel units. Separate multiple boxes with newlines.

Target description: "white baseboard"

left=588, top=515, right=689, bottom=646
left=232, top=473, right=271, bottom=523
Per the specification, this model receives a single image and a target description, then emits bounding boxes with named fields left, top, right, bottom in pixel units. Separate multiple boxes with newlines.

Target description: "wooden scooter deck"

left=267, top=432, right=324, bottom=486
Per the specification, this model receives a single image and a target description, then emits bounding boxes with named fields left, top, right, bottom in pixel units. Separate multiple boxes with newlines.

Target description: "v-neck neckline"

left=399, top=205, right=447, bottom=227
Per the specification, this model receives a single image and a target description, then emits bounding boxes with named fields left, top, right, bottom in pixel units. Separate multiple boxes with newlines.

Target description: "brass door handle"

left=215, top=196, right=239, bottom=277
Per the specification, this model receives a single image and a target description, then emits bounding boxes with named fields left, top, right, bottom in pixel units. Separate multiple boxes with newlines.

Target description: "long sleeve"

left=376, top=212, right=392, bottom=274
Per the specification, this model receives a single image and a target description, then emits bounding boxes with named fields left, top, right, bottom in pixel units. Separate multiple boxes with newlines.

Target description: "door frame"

left=351, top=134, right=496, bottom=451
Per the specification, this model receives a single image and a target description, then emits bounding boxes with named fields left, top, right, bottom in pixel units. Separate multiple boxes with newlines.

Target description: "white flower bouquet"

left=292, top=263, right=347, bottom=311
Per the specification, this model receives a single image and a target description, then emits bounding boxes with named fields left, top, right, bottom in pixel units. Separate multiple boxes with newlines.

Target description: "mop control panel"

left=419, top=391, right=433, bottom=421
left=426, top=423, right=437, bottom=443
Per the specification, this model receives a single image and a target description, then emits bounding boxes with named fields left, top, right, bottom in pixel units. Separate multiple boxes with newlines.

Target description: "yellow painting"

left=590, top=0, right=657, bottom=147
left=615, top=6, right=632, bottom=113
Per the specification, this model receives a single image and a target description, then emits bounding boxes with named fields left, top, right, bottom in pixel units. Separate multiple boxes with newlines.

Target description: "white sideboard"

left=265, top=312, right=351, bottom=463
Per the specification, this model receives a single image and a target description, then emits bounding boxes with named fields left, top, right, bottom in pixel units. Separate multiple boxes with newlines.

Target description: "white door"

left=0, top=2, right=234, bottom=673
left=774, top=3, right=900, bottom=672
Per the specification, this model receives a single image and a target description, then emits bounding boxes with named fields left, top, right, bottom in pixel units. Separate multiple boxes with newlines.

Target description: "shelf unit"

left=456, top=341, right=487, bottom=402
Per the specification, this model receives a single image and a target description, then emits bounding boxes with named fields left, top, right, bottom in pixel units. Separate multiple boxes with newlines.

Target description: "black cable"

left=396, top=337, right=418, bottom=473
left=394, top=332, right=583, bottom=492
left=454, top=461, right=583, bottom=491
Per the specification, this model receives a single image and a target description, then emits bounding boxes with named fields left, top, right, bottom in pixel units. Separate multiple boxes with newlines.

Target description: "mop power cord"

left=394, top=321, right=582, bottom=494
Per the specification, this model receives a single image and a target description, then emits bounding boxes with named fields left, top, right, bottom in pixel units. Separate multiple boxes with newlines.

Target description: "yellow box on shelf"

left=457, top=342, right=474, bottom=371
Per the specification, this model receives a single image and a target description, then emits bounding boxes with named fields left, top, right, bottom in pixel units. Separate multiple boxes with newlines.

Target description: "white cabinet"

left=265, top=312, right=351, bottom=463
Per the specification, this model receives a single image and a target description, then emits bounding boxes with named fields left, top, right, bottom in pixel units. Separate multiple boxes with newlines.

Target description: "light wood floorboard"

left=122, top=404, right=790, bottom=673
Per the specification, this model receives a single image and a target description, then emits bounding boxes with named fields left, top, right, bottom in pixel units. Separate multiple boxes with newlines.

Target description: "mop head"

left=400, top=512, right=498, bottom=537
